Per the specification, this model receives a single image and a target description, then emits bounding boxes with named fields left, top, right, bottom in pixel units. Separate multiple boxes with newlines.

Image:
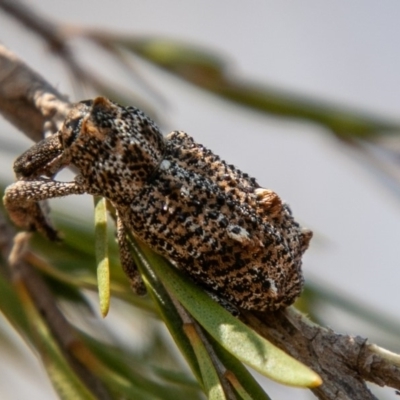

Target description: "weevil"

left=3, top=97, right=312, bottom=311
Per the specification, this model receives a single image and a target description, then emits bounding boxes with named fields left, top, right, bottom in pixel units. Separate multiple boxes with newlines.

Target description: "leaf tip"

left=308, top=373, right=323, bottom=388
left=100, top=304, right=109, bottom=318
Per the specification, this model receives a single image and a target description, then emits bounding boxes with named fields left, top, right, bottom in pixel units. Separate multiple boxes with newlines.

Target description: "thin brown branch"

left=0, top=0, right=161, bottom=121
left=359, top=344, right=400, bottom=391
left=243, top=307, right=400, bottom=400
left=0, top=1, right=109, bottom=100
left=0, top=44, right=70, bottom=142
left=0, top=0, right=65, bottom=51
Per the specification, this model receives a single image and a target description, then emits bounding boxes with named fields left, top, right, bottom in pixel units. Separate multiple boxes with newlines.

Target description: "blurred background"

left=0, top=1, right=399, bottom=399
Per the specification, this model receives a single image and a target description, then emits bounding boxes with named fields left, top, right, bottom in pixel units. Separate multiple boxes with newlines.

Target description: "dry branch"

left=243, top=308, right=400, bottom=399
left=0, top=43, right=70, bottom=142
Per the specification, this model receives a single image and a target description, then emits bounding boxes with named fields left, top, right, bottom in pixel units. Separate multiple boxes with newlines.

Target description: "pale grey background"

left=0, top=1, right=399, bottom=399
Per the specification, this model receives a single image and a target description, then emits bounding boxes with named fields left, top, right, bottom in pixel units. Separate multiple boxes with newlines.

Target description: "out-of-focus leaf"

left=14, top=280, right=97, bottom=400
left=41, top=273, right=93, bottom=309
left=106, top=37, right=226, bottom=81
left=302, top=280, right=400, bottom=339
left=73, top=334, right=202, bottom=400
left=113, top=37, right=400, bottom=139
left=150, top=367, right=199, bottom=389
left=0, top=271, right=30, bottom=335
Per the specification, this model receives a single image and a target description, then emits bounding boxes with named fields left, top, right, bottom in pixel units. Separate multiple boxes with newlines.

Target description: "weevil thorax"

left=59, top=97, right=165, bottom=203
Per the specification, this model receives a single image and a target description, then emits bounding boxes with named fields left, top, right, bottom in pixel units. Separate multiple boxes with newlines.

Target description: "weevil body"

left=4, top=97, right=312, bottom=311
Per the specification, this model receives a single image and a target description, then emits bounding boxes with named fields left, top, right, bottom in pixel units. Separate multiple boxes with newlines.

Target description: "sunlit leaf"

left=131, top=238, right=322, bottom=388
left=93, top=196, right=110, bottom=317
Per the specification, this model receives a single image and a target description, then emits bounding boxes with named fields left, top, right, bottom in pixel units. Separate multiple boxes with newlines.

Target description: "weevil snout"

left=13, top=134, right=64, bottom=178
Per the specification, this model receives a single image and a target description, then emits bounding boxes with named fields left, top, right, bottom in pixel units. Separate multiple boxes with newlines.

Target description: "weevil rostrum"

left=3, top=97, right=312, bottom=312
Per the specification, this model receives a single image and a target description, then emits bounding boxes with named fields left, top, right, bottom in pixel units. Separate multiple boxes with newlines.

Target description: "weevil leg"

left=3, top=178, right=86, bottom=241
left=116, top=214, right=146, bottom=295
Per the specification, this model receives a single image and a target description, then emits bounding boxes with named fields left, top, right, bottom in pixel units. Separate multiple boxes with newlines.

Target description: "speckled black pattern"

left=4, top=97, right=312, bottom=311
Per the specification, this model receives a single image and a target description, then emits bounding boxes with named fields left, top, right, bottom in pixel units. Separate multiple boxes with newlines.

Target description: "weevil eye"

left=60, top=100, right=93, bottom=148
left=61, top=116, right=83, bottom=147
left=79, top=99, right=94, bottom=107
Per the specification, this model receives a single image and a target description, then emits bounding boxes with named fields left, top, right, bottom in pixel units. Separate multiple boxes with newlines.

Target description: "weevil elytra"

left=3, top=97, right=312, bottom=311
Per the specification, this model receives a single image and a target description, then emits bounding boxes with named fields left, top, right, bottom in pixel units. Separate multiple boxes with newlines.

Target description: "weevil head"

left=59, top=97, right=165, bottom=203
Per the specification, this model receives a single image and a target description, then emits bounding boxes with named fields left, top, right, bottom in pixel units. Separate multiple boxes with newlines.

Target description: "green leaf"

left=132, top=239, right=322, bottom=389
left=183, top=324, right=226, bottom=400
left=0, top=271, right=30, bottom=335
left=116, top=37, right=226, bottom=80
left=128, top=239, right=203, bottom=384
left=208, top=335, right=272, bottom=400
left=79, top=331, right=202, bottom=400
left=93, top=196, right=110, bottom=317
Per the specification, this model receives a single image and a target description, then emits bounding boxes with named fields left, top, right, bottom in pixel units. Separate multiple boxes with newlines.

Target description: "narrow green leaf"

left=0, top=272, right=30, bottom=335
left=208, top=335, right=272, bottom=400
left=116, top=37, right=226, bottom=79
left=79, top=331, right=202, bottom=400
left=184, top=324, right=226, bottom=400
left=128, top=239, right=203, bottom=383
left=133, top=239, right=322, bottom=389
left=77, top=352, right=163, bottom=400
left=15, top=281, right=96, bottom=400
left=93, top=196, right=110, bottom=317
left=150, top=367, right=199, bottom=389
left=29, top=213, right=156, bottom=312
